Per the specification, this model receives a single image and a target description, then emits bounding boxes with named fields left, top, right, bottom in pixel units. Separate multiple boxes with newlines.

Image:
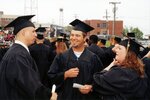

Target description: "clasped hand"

left=79, top=85, right=92, bottom=94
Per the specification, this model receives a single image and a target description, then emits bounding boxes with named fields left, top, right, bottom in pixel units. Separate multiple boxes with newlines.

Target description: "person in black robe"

left=0, top=45, right=9, bottom=62
left=141, top=51, right=150, bottom=99
left=84, top=38, right=148, bottom=100
left=0, top=15, right=57, bottom=100
left=97, top=38, right=109, bottom=68
left=29, top=27, right=55, bottom=88
left=55, top=35, right=68, bottom=55
left=43, top=38, right=52, bottom=47
left=48, top=19, right=103, bottom=100
left=104, top=36, right=121, bottom=68
left=87, top=35, right=105, bottom=70
left=97, top=38, right=107, bottom=51
left=37, top=27, right=53, bottom=50
left=140, top=47, right=150, bottom=58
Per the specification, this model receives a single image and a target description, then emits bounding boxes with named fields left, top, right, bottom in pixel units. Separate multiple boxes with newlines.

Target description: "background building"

left=84, top=19, right=123, bottom=36
left=0, top=11, right=18, bottom=29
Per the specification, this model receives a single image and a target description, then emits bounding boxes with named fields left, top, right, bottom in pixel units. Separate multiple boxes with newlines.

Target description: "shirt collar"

left=15, top=40, right=30, bottom=53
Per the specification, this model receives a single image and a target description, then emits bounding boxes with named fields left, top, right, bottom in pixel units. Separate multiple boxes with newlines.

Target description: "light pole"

left=103, top=9, right=110, bottom=36
left=59, top=8, right=64, bottom=26
left=109, top=2, right=121, bottom=35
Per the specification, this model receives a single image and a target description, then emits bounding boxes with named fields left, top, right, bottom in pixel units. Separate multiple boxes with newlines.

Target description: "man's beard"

left=70, top=41, right=84, bottom=48
left=71, top=44, right=79, bottom=48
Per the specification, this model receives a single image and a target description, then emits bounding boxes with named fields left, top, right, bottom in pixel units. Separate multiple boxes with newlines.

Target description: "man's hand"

left=79, top=85, right=92, bottom=94
left=64, top=67, right=79, bottom=80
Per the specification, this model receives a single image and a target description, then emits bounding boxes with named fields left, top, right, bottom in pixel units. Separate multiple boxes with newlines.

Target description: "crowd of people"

left=0, top=15, right=150, bottom=100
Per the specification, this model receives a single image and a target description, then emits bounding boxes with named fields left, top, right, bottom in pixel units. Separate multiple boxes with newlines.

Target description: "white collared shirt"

left=15, top=40, right=30, bottom=53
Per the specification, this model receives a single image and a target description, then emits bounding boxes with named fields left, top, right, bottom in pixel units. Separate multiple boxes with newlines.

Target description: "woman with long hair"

left=81, top=39, right=148, bottom=100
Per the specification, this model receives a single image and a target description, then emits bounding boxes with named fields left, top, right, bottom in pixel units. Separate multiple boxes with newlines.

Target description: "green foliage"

left=123, top=27, right=129, bottom=35
left=64, top=26, right=73, bottom=33
left=123, top=26, right=143, bottom=39
left=105, top=41, right=110, bottom=47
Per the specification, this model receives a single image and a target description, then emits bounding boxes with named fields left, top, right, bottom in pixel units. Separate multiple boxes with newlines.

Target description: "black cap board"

left=35, top=27, right=46, bottom=33
left=35, top=27, right=47, bottom=39
left=114, top=36, right=121, bottom=43
left=120, top=33, right=145, bottom=56
left=89, top=35, right=98, bottom=43
left=70, top=19, right=94, bottom=33
left=100, top=38, right=106, bottom=45
left=4, top=15, right=35, bottom=35
left=127, top=32, right=135, bottom=38
left=57, top=35, right=69, bottom=42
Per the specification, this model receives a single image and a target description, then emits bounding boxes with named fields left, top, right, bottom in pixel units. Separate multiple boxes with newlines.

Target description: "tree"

left=123, top=26, right=143, bottom=39
left=131, top=27, right=143, bottom=39
left=123, top=27, right=129, bottom=34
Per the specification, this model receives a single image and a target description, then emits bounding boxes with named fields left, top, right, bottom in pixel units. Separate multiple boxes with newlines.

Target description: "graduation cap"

left=57, top=36, right=69, bottom=42
left=35, top=27, right=44, bottom=39
left=89, top=35, right=98, bottom=43
left=114, top=36, right=121, bottom=43
left=70, top=19, right=94, bottom=33
left=56, top=31, right=69, bottom=42
left=127, top=32, right=135, bottom=38
left=35, top=27, right=46, bottom=39
left=35, top=27, right=46, bottom=33
left=4, top=15, right=35, bottom=35
left=100, top=38, right=106, bottom=45
left=120, top=33, right=145, bottom=56
left=59, top=31, right=67, bottom=38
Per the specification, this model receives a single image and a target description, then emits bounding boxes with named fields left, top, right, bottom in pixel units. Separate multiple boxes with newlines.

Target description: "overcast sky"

left=0, top=0, right=150, bottom=35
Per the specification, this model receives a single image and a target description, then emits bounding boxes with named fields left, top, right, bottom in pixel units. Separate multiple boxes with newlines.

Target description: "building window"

left=100, top=23, right=107, bottom=28
left=97, top=23, right=100, bottom=27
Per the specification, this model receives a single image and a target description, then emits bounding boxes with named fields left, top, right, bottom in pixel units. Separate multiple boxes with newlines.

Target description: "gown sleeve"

left=93, top=67, right=133, bottom=95
left=48, top=54, right=65, bottom=85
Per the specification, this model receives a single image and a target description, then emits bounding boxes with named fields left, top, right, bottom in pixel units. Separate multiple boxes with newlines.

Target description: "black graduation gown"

left=140, top=47, right=150, bottom=58
left=87, top=44, right=105, bottom=70
left=93, top=66, right=148, bottom=100
left=48, top=48, right=103, bottom=100
left=29, top=43, right=55, bottom=88
left=87, top=44, right=104, bottom=56
left=142, top=57, right=150, bottom=99
left=0, top=47, right=9, bottom=62
left=103, top=45, right=116, bottom=68
left=44, top=39, right=51, bottom=47
left=0, top=43, right=51, bottom=100
left=101, top=47, right=108, bottom=51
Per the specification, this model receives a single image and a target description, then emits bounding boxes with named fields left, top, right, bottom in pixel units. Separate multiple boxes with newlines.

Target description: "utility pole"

left=103, top=9, right=110, bottom=36
left=59, top=8, right=64, bottom=26
left=74, top=14, right=78, bottom=19
left=109, top=2, right=121, bottom=35
left=24, top=0, right=38, bottom=22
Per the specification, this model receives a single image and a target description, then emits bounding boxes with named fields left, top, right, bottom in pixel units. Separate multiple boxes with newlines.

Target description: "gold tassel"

left=127, top=40, right=130, bottom=52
